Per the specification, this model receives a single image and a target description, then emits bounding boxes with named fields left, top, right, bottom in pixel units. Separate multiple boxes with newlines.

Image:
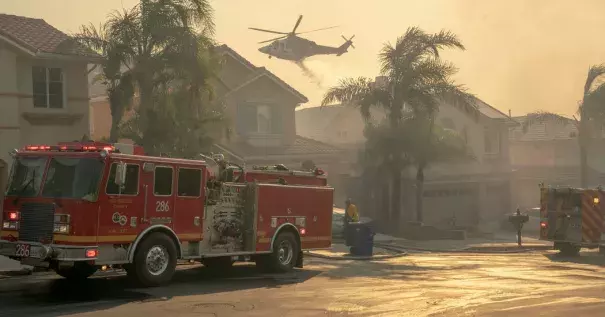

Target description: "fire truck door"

left=546, top=191, right=582, bottom=242
left=173, top=168, right=203, bottom=241
left=144, top=165, right=175, bottom=229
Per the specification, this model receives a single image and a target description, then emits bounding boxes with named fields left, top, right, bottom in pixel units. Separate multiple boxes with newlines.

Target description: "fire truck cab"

left=0, top=142, right=334, bottom=286
left=539, top=184, right=605, bottom=256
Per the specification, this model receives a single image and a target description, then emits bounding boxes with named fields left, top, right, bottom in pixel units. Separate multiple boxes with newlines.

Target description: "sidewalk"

left=373, top=231, right=553, bottom=253
left=0, top=256, right=32, bottom=277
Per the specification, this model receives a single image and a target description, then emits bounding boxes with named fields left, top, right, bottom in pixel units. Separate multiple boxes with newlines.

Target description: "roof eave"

left=35, top=52, right=103, bottom=63
left=0, top=33, right=36, bottom=56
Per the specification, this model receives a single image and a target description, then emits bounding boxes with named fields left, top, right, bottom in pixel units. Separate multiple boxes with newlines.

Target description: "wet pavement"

left=0, top=250, right=604, bottom=316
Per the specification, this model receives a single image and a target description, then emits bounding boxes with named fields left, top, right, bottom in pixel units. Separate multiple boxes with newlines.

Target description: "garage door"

left=422, top=186, right=479, bottom=228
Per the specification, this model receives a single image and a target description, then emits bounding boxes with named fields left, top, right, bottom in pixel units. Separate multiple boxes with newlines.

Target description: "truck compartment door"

left=546, top=190, right=582, bottom=242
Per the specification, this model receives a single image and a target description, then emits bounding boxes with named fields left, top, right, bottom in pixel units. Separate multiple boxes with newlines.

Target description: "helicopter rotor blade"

left=258, top=35, right=287, bottom=44
left=298, top=25, right=339, bottom=35
left=249, top=27, right=289, bottom=35
left=341, top=35, right=355, bottom=49
left=292, top=15, right=303, bottom=33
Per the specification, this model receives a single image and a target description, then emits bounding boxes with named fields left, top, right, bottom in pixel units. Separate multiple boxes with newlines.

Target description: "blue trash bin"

left=348, top=223, right=374, bottom=256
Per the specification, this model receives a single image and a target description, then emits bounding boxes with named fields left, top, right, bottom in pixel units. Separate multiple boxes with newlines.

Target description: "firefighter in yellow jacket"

left=343, top=198, right=359, bottom=235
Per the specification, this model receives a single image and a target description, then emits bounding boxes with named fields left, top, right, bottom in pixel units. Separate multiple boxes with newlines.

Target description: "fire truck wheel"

left=55, top=262, right=98, bottom=280
left=270, top=231, right=300, bottom=273
left=557, top=243, right=581, bottom=256
left=132, top=232, right=178, bottom=286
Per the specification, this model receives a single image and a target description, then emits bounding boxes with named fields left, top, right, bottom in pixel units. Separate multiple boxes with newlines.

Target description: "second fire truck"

left=0, top=142, right=334, bottom=286
left=539, top=183, right=605, bottom=256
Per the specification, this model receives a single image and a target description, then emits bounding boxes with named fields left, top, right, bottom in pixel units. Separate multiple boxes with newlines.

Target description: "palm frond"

left=321, top=77, right=371, bottom=106
left=584, top=64, right=605, bottom=95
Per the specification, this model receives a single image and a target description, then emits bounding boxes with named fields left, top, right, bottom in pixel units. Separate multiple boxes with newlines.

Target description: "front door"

left=143, top=165, right=175, bottom=230
left=174, top=167, right=204, bottom=243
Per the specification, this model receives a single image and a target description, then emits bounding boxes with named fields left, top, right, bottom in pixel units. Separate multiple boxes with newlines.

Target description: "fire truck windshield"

left=41, top=157, right=104, bottom=200
left=6, top=156, right=47, bottom=197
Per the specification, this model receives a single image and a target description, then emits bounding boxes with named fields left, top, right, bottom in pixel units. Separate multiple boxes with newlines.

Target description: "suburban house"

left=408, top=97, right=517, bottom=231
left=300, top=77, right=517, bottom=231
left=88, top=45, right=343, bottom=195
left=0, top=14, right=99, bottom=196
left=509, top=115, right=605, bottom=210
left=209, top=45, right=340, bottom=169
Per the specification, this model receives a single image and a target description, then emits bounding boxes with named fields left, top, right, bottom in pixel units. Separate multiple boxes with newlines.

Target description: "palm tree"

left=523, top=65, right=605, bottom=187
left=105, top=0, right=216, bottom=141
left=75, top=23, right=135, bottom=142
left=321, top=27, right=476, bottom=226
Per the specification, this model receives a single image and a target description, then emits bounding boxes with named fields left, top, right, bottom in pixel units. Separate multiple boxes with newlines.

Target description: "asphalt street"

left=0, top=250, right=604, bottom=316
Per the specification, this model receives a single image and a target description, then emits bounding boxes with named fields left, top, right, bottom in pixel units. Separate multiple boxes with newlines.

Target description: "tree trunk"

left=380, top=180, right=390, bottom=231
left=109, top=114, right=121, bottom=143
left=578, top=117, right=589, bottom=187
left=580, top=143, right=588, bottom=187
left=390, top=170, right=401, bottom=232
left=415, top=163, right=426, bottom=223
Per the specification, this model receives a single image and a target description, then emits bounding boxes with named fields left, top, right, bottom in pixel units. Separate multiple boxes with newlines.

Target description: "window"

left=257, top=105, right=272, bottom=133
left=237, top=103, right=282, bottom=134
left=106, top=163, right=140, bottom=195
left=42, top=158, right=104, bottom=199
left=178, top=168, right=202, bottom=197
left=32, top=67, right=64, bottom=108
left=484, top=127, right=501, bottom=154
left=154, top=166, right=173, bottom=196
left=6, top=157, right=47, bottom=197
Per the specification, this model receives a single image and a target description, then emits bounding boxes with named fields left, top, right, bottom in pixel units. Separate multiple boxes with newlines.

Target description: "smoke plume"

left=294, top=60, right=325, bottom=89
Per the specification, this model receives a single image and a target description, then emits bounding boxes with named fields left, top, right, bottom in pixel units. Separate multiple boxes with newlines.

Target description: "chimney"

left=508, top=109, right=511, bottom=117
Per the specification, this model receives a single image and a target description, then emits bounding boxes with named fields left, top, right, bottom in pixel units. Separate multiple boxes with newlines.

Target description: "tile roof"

left=217, top=135, right=341, bottom=159
left=214, top=44, right=308, bottom=103
left=0, top=13, right=98, bottom=58
left=473, top=97, right=509, bottom=119
left=510, top=115, right=578, bottom=141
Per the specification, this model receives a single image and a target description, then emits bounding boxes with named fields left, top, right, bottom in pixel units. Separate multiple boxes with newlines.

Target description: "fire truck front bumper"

left=0, top=239, right=98, bottom=262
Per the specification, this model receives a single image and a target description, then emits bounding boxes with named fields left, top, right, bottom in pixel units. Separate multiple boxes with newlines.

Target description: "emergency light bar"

left=21, top=142, right=145, bottom=155
left=23, top=143, right=116, bottom=153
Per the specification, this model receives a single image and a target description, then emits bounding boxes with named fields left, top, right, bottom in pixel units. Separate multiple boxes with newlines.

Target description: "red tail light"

left=85, top=249, right=98, bottom=258
left=8, top=212, right=19, bottom=221
left=540, top=222, right=548, bottom=229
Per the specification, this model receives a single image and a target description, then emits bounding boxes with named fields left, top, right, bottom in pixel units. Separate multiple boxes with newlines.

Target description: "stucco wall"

left=0, top=45, right=90, bottom=168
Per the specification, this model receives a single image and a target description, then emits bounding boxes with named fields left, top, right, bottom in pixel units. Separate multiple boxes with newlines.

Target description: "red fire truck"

left=539, top=184, right=605, bottom=256
left=0, top=142, right=333, bottom=286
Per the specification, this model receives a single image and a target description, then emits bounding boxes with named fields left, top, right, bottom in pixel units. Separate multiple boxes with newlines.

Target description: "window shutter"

left=271, top=105, right=282, bottom=134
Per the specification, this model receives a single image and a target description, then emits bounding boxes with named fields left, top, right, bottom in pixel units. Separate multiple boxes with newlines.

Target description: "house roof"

left=473, top=97, right=509, bottom=120
left=216, top=135, right=341, bottom=160
left=0, top=13, right=99, bottom=59
left=510, top=115, right=578, bottom=141
left=215, top=44, right=308, bottom=103
left=295, top=105, right=347, bottom=140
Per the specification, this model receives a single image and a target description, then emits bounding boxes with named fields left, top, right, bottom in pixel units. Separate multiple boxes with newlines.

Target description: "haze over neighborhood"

left=4, top=0, right=605, bottom=115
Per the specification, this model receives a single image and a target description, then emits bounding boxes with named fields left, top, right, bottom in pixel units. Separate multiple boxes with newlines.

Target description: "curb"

left=0, top=268, right=33, bottom=277
left=305, top=245, right=408, bottom=261
left=377, top=242, right=553, bottom=254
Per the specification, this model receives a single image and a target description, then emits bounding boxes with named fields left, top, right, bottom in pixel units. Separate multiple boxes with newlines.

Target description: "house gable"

left=215, top=45, right=308, bottom=104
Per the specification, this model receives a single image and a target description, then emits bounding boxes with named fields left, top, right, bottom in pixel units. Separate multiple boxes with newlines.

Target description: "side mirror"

left=114, top=162, right=127, bottom=186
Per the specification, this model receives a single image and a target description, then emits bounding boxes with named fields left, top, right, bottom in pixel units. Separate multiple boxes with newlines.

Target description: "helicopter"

left=249, top=15, right=355, bottom=61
